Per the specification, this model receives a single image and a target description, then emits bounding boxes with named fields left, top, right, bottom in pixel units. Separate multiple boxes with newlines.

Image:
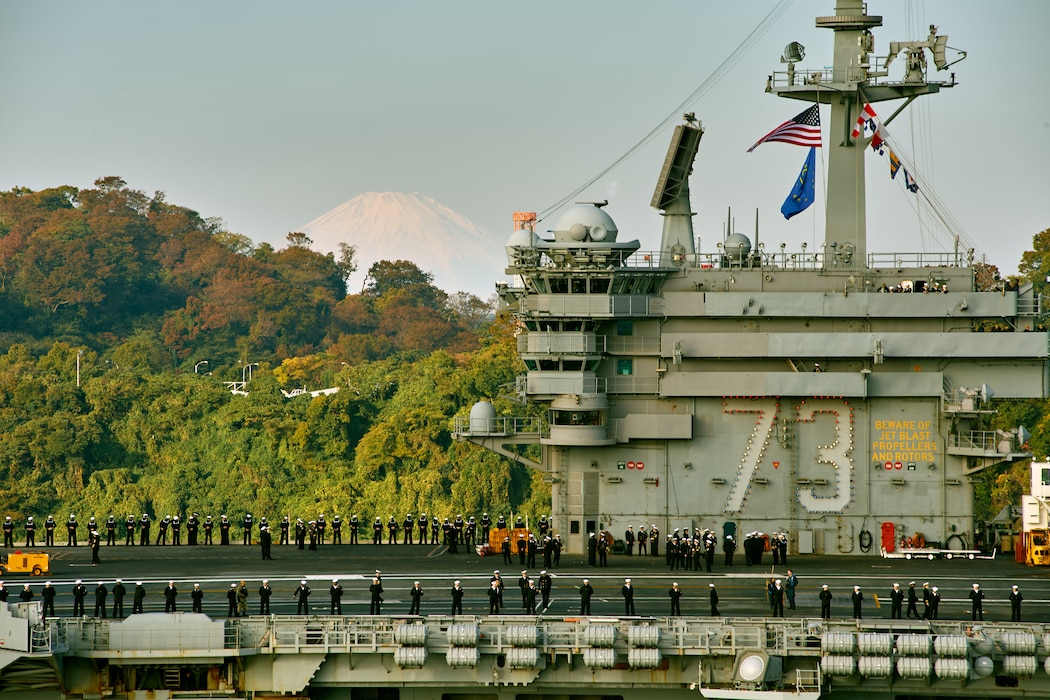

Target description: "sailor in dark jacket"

left=163, top=580, right=178, bottom=612
left=369, top=577, right=383, bottom=615
left=851, top=585, right=863, bottom=619
left=112, top=578, right=126, bottom=617
left=889, top=583, right=904, bottom=619
left=1010, top=585, right=1023, bottom=621
left=330, top=579, right=343, bottom=615
left=669, top=582, right=683, bottom=615
left=906, top=581, right=919, bottom=619
left=41, top=581, right=56, bottom=617
left=191, top=583, right=204, bottom=612
left=132, top=582, right=146, bottom=614
left=622, top=578, right=636, bottom=615
left=579, top=578, right=593, bottom=615
left=294, top=580, right=311, bottom=614
left=408, top=581, right=423, bottom=615
left=450, top=580, right=464, bottom=615
left=969, top=583, right=985, bottom=620
left=72, top=580, right=88, bottom=616
left=819, top=584, right=832, bottom=619
left=226, top=583, right=239, bottom=616
left=93, top=581, right=108, bottom=618
left=259, top=580, right=272, bottom=615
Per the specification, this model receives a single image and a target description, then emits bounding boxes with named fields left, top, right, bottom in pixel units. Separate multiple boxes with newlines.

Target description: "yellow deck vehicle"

left=0, top=551, right=49, bottom=576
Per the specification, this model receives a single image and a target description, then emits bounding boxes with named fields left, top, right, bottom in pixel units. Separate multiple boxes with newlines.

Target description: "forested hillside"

left=0, top=179, right=544, bottom=522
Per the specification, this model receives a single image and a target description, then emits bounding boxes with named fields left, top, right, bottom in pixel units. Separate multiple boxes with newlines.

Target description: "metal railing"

left=946, top=430, right=1003, bottom=454
left=38, top=615, right=1050, bottom=660
left=453, top=415, right=546, bottom=437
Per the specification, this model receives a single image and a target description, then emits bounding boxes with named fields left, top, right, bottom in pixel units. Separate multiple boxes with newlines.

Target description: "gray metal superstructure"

left=457, top=0, right=1047, bottom=557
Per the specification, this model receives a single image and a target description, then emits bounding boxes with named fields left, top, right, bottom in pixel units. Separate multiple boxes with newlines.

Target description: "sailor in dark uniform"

left=67, top=514, right=79, bottom=546
left=203, top=515, right=214, bottom=545
left=156, top=515, right=170, bottom=545
left=349, top=515, right=359, bottom=544
left=3, top=516, right=14, bottom=547
left=330, top=579, right=343, bottom=615
left=316, top=514, right=326, bottom=544
left=171, top=515, right=182, bottom=545
left=417, top=513, right=428, bottom=544
left=124, top=515, right=135, bottom=545
left=105, top=515, right=117, bottom=546
left=579, top=578, right=593, bottom=614
left=402, top=514, right=414, bottom=544
left=480, top=513, right=491, bottom=544
left=386, top=516, right=398, bottom=544
left=25, top=516, right=36, bottom=547
left=890, top=582, right=904, bottom=619
left=186, top=513, right=199, bottom=545
left=219, top=515, right=230, bottom=545
left=450, top=580, right=464, bottom=615
left=372, top=518, right=383, bottom=545
left=90, top=579, right=107, bottom=617
left=138, top=514, right=150, bottom=546
left=331, top=515, right=342, bottom=544
left=241, top=514, right=253, bottom=545
left=408, top=580, right=423, bottom=615
left=280, top=516, right=290, bottom=545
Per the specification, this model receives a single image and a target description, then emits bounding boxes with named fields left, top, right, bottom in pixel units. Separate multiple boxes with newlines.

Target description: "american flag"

left=747, top=105, right=822, bottom=152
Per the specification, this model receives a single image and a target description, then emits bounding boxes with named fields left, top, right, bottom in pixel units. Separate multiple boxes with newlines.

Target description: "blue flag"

left=781, top=147, right=816, bottom=220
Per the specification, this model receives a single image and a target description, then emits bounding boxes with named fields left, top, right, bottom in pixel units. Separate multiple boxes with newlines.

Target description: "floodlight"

left=781, top=42, right=805, bottom=63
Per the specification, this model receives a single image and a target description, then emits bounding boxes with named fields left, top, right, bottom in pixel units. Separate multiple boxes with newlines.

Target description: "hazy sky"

left=2, top=1, right=1046, bottom=285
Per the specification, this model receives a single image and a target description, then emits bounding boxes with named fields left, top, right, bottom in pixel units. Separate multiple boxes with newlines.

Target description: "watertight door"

left=881, top=521, right=896, bottom=553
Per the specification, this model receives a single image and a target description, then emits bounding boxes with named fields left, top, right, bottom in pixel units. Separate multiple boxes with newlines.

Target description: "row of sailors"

left=2, top=576, right=1024, bottom=622
left=3, top=513, right=555, bottom=547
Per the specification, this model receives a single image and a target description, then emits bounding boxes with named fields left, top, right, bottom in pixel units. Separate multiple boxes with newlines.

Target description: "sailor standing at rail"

left=1010, top=585, right=1023, bottom=621
left=890, top=583, right=904, bottom=619
left=906, top=581, right=919, bottom=619
left=969, top=583, right=985, bottom=621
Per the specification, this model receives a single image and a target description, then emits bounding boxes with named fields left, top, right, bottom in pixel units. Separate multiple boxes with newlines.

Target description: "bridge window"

left=551, top=410, right=603, bottom=426
left=1042, top=468, right=1050, bottom=486
left=616, top=320, right=634, bottom=336
left=617, top=359, right=633, bottom=375
left=590, top=278, right=610, bottom=294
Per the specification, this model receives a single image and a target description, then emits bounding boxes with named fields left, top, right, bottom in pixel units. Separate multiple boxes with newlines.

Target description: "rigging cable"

left=537, top=0, right=797, bottom=225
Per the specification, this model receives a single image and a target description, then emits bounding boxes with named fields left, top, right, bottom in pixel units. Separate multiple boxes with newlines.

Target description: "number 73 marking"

left=722, top=398, right=853, bottom=514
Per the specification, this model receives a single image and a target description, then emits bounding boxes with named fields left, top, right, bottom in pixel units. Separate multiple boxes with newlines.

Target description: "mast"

left=769, top=0, right=956, bottom=269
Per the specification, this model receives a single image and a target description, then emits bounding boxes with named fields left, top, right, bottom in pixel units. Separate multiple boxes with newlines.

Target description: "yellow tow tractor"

left=0, top=551, right=50, bottom=576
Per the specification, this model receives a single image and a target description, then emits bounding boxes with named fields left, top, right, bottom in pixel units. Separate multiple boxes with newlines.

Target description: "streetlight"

left=195, top=360, right=209, bottom=374
left=242, top=362, right=259, bottom=384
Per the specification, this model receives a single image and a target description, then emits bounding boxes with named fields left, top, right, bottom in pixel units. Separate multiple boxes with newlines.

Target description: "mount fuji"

left=298, top=192, right=507, bottom=298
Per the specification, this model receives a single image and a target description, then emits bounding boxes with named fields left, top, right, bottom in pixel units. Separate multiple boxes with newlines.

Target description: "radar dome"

left=505, top=228, right=540, bottom=265
left=553, top=205, right=618, bottom=243
left=723, top=233, right=752, bottom=261
left=469, top=401, right=497, bottom=434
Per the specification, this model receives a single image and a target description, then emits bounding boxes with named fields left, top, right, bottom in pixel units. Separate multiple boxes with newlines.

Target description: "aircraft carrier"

left=3, top=1, right=1048, bottom=699
left=457, top=0, right=1046, bottom=562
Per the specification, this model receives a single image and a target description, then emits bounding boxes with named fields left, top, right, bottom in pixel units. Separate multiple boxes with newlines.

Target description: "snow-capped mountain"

left=299, top=192, right=506, bottom=298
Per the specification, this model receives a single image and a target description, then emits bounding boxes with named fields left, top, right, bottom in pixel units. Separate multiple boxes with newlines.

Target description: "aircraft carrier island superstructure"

left=456, top=0, right=1048, bottom=559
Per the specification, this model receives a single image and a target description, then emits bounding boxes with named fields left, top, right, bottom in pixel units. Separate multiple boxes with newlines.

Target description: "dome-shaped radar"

left=469, top=401, right=497, bottom=434
left=723, top=233, right=752, bottom=262
left=505, top=228, right=540, bottom=265
left=552, top=205, right=618, bottom=244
